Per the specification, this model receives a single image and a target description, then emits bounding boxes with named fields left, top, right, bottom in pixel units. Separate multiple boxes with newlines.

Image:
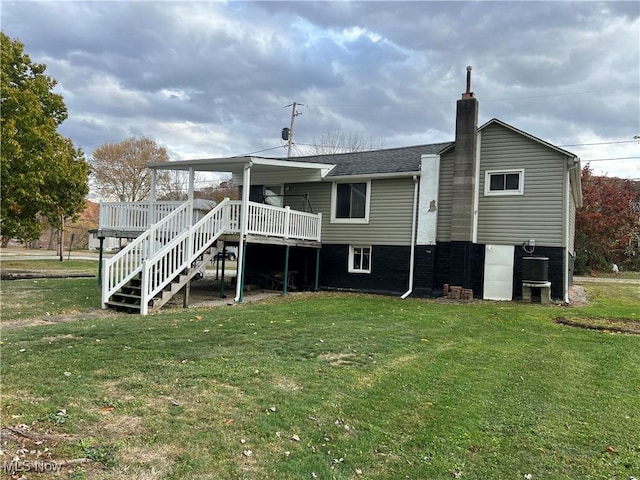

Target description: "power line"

left=305, top=86, right=639, bottom=108
left=560, top=140, right=639, bottom=147
left=583, top=156, right=640, bottom=162
left=232, top=145, right=285, bottom=157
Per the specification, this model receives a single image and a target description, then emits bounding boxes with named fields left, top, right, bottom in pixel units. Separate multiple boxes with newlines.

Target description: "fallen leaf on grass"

left=605, top=445, right=617, bottom=454
left=98, top=406, right=114, bottom=413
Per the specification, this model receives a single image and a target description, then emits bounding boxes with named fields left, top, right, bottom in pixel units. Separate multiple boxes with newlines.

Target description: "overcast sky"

left=3, top=1, right=639, bottom=182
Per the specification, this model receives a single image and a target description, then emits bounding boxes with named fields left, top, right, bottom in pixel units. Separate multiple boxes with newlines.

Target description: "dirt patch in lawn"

left=555, top=316, right=640, bottom=334
left=567, top=284, right=588, bottom=306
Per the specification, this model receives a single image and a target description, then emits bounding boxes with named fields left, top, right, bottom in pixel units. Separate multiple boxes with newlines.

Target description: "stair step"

left=112, top=292, right=142, bottom=301
left=105, top=244, right=218, bottom=314
left=105, top=300, right=142, bottom=311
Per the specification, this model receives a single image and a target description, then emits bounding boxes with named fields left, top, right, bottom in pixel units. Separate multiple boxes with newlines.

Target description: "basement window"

left=331, top=181, right=371, bottom=223
left=485, top=169, right=524, bottom=196
left=349, top=245, right=372, bottom=273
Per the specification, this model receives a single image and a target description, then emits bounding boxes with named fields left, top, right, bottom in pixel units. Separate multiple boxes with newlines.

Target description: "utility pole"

left=286, top=102, right=302, bottom=158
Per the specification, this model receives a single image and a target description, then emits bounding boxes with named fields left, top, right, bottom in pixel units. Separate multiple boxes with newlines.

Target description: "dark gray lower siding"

left=243, top=242, right=567, bottom=301
left=429, top=242, right=565, bottom=300
left=413, top=245, right=437, bottom=297
left=319, top=244, right=411, bottom=295
left=430, top=242, right=485, bottom=298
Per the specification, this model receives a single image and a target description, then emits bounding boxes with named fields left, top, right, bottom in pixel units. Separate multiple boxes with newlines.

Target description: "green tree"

left=0, top=32, right=89, bottom=246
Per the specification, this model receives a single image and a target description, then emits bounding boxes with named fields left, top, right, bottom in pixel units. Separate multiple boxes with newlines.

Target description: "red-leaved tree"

left=575, top=165, right=640, bottom=272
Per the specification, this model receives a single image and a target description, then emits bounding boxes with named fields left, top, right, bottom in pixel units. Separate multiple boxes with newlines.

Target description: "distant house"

left=97, top=71, right=582, bottom=314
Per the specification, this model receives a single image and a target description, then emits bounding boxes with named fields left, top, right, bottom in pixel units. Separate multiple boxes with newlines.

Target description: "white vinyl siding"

left=286, top=177, right=415, bottom=246
left=476, top=123, right=566, bottom=247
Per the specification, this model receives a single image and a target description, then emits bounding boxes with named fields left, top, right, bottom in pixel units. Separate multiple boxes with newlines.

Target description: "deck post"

left=282, top=245, right=290, bottom=295
left=238, top=242, right=247, bottom=302
left=183, top=271, right=191, bottom=308
left=235, top=162, right=251, bottom=303
left=219, top=242, right=226, bottom=298
left=314, top=248, right=320, bottom=291
left=97, top=236, right=105, bottom=287
left=149, top=170, right=157, bottom=226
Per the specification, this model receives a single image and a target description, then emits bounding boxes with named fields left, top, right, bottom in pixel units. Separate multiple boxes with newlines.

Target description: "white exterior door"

left=483, top=245, right=514, bottom=300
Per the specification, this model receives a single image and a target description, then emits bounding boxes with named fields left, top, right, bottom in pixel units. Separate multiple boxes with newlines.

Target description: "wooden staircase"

left=105, top=249, right=215, bottom=313
left=101, top=197, right=321, bottom=315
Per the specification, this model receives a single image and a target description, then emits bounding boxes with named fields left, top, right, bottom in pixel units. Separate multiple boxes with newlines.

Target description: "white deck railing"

left=101, top=199, right=322, bottom=314
left=99, top=201, right=184, bottom=231
left=242, top=201, right=322, bottom=241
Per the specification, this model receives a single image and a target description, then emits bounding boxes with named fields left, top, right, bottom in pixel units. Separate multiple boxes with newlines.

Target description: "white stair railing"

left=139, top=199, right=231, bottom=314
left=101, top=201, right=191, bottom=309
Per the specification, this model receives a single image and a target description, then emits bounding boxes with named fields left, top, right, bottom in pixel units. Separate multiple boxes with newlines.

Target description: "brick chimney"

left=449, top=66, right=479, bottom=289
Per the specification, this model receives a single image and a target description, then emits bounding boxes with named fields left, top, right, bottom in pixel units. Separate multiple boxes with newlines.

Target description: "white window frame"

left=330, top=180, right=371, bottom=224
left=263, top=185, right=284, bottom=207
left=484, top=169, right=525, bottom=196
left=348, top=245, right=372, bottom=273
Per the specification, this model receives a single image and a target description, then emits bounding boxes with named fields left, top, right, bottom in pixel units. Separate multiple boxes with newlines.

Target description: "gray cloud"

left=2, top=0, right=638, bottom=179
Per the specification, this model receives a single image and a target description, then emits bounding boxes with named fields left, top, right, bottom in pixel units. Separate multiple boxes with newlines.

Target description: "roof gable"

left=479, top=118, right=578, bottom=158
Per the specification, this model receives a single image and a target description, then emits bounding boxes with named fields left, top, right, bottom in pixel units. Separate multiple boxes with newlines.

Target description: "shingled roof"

left=267, top=142, right=453, bottom=177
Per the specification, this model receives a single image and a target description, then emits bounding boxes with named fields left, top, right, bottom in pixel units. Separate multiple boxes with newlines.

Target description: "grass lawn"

left=0, top=279, right=638, bottom=479
left=0, top=258, right=100, bottom=276
left=0, top=276, right=100, bottom=323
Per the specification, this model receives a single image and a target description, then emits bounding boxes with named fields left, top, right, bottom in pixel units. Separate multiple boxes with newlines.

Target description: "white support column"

left=417, top=154, right=441, bottom=245
left=185, top=167, right=195, bottom=264
left=284, top=206, right=291, bottom=239
left=149, top=170, right=157, bottom=226
left=235, top=161, right=252, bottom=302
left=188, top=167, right=194, bottom=226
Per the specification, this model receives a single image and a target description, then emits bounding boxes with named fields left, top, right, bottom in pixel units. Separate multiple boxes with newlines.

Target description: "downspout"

left=401, top=175, right=419, bottom=299
left=235, top=161, right=252, bottom=302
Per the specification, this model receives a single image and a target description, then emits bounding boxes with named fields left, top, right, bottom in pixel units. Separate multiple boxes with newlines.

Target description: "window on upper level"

left=484, top=169, right=524, bottom=196
left=331, top=181, right=371, bottom=223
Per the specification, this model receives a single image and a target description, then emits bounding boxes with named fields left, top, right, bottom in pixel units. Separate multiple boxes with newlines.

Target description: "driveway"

left=574, top=276, right=640, bottom=284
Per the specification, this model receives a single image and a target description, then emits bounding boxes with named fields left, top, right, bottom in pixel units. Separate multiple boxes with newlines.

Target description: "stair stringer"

left=146, top=248, right=217, bottom=313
